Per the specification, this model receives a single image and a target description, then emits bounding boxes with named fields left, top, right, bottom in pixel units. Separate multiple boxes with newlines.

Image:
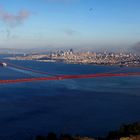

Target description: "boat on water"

left=0, top=62, right=7, bottom=67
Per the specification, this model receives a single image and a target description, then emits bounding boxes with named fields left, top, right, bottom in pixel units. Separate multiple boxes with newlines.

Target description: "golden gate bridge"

left=0, top=62, right=140, bottom=84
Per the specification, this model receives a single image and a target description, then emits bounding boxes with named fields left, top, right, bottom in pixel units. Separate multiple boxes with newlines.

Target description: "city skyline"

left=0, top=0, right=140, bottom=50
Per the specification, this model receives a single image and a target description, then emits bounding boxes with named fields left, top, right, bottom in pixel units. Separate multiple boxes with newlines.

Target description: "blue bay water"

left=0, top=60, right=140, bottom=140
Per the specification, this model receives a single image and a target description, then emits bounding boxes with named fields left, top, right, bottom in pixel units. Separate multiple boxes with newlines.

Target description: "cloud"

left=132, top=42, right=140, bottom=53
left=63, top=29, right=78, bottom=36
left=46, top=0, right=71, bottom=1
left=89, top=8, right=93, bottom=12
left=45, top=0, right=78, bottom=3
left=6, top=29, right=10, bottom=39
left=0, top=7, right=31, bottom=27
left=0, top=6, right=32, bottom=40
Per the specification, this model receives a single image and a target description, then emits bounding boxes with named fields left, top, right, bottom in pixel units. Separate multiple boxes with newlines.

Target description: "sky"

left=0, top=0, right=140, bottom=50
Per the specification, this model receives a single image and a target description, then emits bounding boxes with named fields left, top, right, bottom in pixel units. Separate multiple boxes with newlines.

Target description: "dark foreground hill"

left=34, top=122, right=140, bottom=140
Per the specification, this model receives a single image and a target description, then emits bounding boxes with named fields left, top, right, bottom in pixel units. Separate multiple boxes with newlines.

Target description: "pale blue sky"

left=0, top=0, right=140, bottom=49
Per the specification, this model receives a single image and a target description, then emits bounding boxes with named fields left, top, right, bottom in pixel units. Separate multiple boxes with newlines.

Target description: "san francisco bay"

left=0, top=60, right=140, bottom=140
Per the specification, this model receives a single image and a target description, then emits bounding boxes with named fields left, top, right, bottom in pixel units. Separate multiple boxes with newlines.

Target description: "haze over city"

left=0, top=0, right=140, bottom=52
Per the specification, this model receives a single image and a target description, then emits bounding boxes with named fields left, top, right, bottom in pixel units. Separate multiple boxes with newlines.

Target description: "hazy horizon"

left=0, top=0, right=140, bottom=51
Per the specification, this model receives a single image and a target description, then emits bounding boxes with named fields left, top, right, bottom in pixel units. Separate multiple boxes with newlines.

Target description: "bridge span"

left=0, top=72, right=140, bottom=84
left=0, top=62, right=140, bottom=84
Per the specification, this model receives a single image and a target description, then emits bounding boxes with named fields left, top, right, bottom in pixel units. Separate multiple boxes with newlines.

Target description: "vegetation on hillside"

left=34, top=122, right=140, bottom=140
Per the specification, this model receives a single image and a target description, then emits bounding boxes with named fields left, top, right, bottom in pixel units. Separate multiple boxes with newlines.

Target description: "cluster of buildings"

left=8, top=49, right=140, bottom=67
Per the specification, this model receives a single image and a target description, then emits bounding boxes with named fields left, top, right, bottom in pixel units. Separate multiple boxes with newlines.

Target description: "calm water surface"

left=0, top=60, right=140, bottom=140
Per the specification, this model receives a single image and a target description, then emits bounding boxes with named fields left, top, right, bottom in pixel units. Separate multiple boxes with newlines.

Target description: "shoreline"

left=5, top=58, right=140, bottom=68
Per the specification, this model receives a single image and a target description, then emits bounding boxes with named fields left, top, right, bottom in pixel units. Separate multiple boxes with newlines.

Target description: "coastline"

left=5, top=58, right=140, bottom=68
left=34, top=122, right=140, bottom=140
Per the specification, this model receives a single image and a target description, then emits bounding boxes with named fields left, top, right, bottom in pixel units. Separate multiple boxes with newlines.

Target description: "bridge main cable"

left=7, top=62, right=130, bottom=77
left=7, top=62, right=59, bottom=77
left=0, top=72, right=140, bottom=84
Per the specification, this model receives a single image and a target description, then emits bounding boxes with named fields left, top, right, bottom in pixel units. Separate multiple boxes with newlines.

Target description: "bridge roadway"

left=0, top=72, right=140, bottom=84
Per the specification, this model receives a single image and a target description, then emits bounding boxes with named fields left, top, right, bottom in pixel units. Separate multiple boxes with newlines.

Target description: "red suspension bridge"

left=0, top=62, right=140, bottom=84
